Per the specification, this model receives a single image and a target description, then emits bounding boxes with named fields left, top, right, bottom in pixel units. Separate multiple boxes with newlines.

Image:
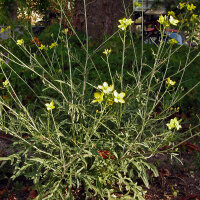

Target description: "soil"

left=145, top=144, right=200, bottom=200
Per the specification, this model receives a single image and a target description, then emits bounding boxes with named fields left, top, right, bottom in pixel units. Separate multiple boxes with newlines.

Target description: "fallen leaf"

left=28, top=190, right=37, bottom=199
left=159, top=168, right=171, bottom=176
left=97, top=150, right=114, bottom=159
left=32, top=37, right=42, bottom=46
left=8, top=194, right=17, bottom=200
left=0, top=187, right=8, bottom=197
left=23, top=186, right=30, bottom=192
left=159, top=145, right=171, bottom=151
left=181, top=142, right=200, bottom=153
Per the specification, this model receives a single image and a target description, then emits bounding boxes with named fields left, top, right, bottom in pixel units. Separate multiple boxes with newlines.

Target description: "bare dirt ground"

left=145, top=142, right=200, bottom=200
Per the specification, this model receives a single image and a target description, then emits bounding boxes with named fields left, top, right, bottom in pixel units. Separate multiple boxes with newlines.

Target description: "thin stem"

left=121, top=31, right=126, bottom=90
left=82, top=0, right=89, bottom=103
left=66, top=34, right=75, bottom=135
left=106, top=55, right=113, bottom=85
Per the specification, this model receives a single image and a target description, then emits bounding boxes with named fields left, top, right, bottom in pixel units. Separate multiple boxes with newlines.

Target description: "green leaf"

left=0, top=157, right=11, bottom=161
left=11, top=163, right=31, bottom=180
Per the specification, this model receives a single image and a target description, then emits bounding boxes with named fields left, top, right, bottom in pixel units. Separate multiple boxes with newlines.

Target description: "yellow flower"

left=108, top=99, right=114, bottom=105
left=167, top=117, right=182, bottom=130
left=0, top=27, right=5, bottom=33
left=190, top=14, right=198, bottom=21
left=157, top=15, right=169, bottom=27
left=17, top=39, right=24, bottom=45
left=168, top=39, right=178, bottom=45
left=158, top=15, right=164, bottom=24
left=39, top=44, right=46, bottom=50
left=134, top=2, right=141, bottom=7
left=168, top=11, right=175, bottom=17
left=58, top=69, right=62, bottom=73
left=179, top=2, right=185, bottom=10
left=6, top=26, right=11, bottom=31
left=118, top=18, right=134, bottom=30
left=113, top=90, right=125, bottom=103
left=118, top=23, right=126, bottom=31
left=192, top=14, right=198, bottom=19
left=98, top=82, right=114, bottom=94
left=103, top=49, right=111, bottom=55
left=49, top=42, right=58, bottom=49
left=125, top=18, right=134, bottom=26
left=91, top=92, right=104, bottom=103
left=170, top=107, right=180, bottom=111
left=169, top=16, right=179, bottom=26
left=3, top=80, right=9, bottom=87
left=45, top=101, right=55, bottom=111
left=166, top=77, right=176, bottom=86
left=187, top=4, right=196, bottom=11
left=62, top=28, right=68, bottom=34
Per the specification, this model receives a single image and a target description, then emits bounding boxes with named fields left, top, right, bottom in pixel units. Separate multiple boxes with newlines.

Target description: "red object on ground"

left=28, top=190, right=38, bottom=199
left=8, top=195, right=17, bottom=200
left=181, top=142, right=200, bottom=153
left=97, top=150, right=114, bottom=159
left=165, top=29, right=179, bottom=33
left=32, top=37, right=42, bottom=46
left=0, top=187, right=8, bottom=197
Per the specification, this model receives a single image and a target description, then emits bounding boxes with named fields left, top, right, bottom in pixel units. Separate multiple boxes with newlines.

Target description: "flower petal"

left=119, top=92, right=125, bottom=98
left=103, top=82, right=108, bottom=87
left=114, top=90, right=118, bottom=97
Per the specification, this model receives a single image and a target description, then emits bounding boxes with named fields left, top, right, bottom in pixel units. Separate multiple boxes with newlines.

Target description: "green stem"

left=106, top=55, right=113, bottom=85
left=47, top=111, right=50, bottom=139
left=121, top=31, right=126, bottom=90
left=82, top=0, right=89, bottom=104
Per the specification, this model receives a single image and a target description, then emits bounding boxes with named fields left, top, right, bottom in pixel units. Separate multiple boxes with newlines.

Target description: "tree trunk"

left=72, top=0, right=132, bottom=41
